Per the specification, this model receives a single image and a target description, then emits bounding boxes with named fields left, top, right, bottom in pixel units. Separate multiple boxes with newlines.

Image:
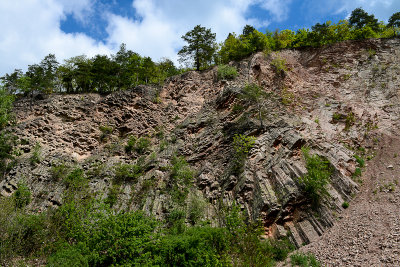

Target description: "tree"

left=388, top=12, right=400, bottom=36
left=239, top=83, right=269, bottom=129
left=349, top=8, right=379, bottom=32
left=242, top=25, right=256, bottom=37
left=178, top=25, right=217, bottom=71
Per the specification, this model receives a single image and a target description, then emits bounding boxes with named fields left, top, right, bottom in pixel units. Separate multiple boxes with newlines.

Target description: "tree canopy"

left=178, top=25, right=217, bottom=71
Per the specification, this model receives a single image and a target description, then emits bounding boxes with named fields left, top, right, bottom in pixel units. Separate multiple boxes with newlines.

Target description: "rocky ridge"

left=1, top=38, right=400, bottom=257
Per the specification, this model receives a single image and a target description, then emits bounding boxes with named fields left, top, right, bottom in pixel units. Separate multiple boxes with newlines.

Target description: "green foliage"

left=298, top=148, right=332, bottom=207
left=47, top=244, right=89, bottom=267
left=187, top=194, right=206, bottom=225
left=271, top=57, right=288, bottom=73
left=63, top=168, right=88, bottom=193
left=178, top=25, right=217, bottom=70
left=104, top=183, right=120, bottom=208
left=0, top=196, right=50, bottom=262
left=217, top=64, right=238, bottom=80
left=125, top=135, right=151, bottom=154
left=14, top=182, right=31, bottom=209
left=290, top=252, right=321, bottom=267
left=50, top=162, right=70, bottom=181
left=30, top=142, right=42, bottom=165
left=232, top=134, right=256, bottom=175
left=0, top=132, right=17, bottom=175
left=99, top=125, right=113, bottom=141
left=240, top=83, right=269, bottom=128
left=354, top=155, right=365, bottom=168
left=169, top=155, right=195, bottom=203
left=233, top=133, right=256, bottom=158
left=114, top=161, right=144, bottom=183
left=342, top=201, right=349, bottom=209
left=0, top=88, right=15, bottom=130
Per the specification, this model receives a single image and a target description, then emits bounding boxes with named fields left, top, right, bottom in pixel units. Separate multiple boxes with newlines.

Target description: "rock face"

left=2, top=38, right=400, bottom=248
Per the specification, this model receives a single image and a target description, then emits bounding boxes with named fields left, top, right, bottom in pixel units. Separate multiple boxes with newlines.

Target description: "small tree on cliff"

left=178, top=25, right=217, bottom=71
left=388, top=12, right=400, bottom=36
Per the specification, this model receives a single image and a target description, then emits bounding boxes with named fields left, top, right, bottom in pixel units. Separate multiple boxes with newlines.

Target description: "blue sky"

left=0, top=0, right=398, bottom=76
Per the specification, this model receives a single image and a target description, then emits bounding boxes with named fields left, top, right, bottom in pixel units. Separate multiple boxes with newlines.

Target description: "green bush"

left=114, top=162, right=143, bottom=183
left=298, top=148, right=332, bottom=207
left=231, top=134, right=256, bottom=175
left=354, top=155, right=365, bottom=167
left=290, top=252, right=321, bottom=267
left=271, top=57, right=287, bottom=73
left=217, top=65, right=238, bottom=80
left=47, top=244, right=89, bottom=267
left=99, top=125, right=113, bottom=142
left=63, top=168, right=88, bottom=195
left=342, top=201, right=349, bottom=209
left=30, top=142, right=41, bottom=165
left=125, top=135, right=151, bottom=154
left=0, top=132, right=16, bottom=175
left=14, top=182, right=31, bottom=209
left=50, top=162, right=70, bottom=181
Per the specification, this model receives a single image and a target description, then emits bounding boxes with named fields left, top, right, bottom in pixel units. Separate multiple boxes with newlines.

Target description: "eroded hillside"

left=2, top=38, right=400, bottom=256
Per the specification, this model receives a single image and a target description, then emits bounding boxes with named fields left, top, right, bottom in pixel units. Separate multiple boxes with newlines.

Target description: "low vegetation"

left=298, top=148, right=332, bottom=207
left=217, top=64, right=238, bottom=80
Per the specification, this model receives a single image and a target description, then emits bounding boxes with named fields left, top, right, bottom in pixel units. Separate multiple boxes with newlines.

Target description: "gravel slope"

left=297, top=134, right=400, bottom=266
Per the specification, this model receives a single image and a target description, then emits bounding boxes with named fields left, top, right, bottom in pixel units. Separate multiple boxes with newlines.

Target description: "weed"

left=344, top=112, right=355, bottom=131
left=342, top=201, right=349, bottom=209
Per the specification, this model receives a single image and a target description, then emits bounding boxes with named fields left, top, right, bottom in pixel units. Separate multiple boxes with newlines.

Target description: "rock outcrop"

left=2, top=37, right=400, bottom=249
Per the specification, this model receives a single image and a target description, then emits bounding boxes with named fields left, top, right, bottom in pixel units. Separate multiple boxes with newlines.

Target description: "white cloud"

left=0, top=0, right=111, bottom=75
left=255, top=0, right=293, bottom=22
left=337, top=0, right=400, bottom=22
left=104, top=0, right=272, bottom=63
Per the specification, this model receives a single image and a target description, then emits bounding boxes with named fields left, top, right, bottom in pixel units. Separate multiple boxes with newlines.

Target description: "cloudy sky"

left=0, top=0, right=398, bottom=76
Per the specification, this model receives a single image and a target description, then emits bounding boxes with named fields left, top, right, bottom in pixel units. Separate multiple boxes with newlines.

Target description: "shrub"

left=354, top=155, right=365, bottom=167
left=99, top=125, right=113, bottom=142
left=30, top=142, right=41, bottom=165
left=231, top=134, right=256, bottom=175
left=271, top=57, right=287, bottom=73
left=114, top=162, right=143, bottom=183
left=342, top=201, right=349, bottom=209
left=217, top=65, right=238, bottom=80
left=298, top=148, right=332, bottom=207
left=50, top=162, right=70, bottom=181
left=14, top=182, right=31, bottom=209
left=169, top=155, right=195, bottom=203
left=135, top=137, right=151, bottom=154
left=233, top=134, right=256, bottom=157
left=63, top=168, right=88, bottom=193
left=0, top=132, right=17, bottom=176
left=290, top=252, right=321, bottom=267
left=47, top=244, right=89, bottom=267
left=125, top=135, right=151, bottom=154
